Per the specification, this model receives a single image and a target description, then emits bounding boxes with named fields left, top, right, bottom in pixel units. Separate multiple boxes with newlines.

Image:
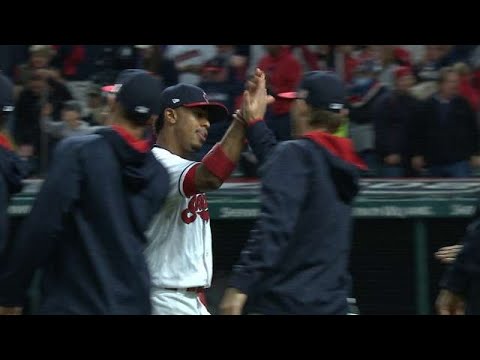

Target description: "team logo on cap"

left=135, top=106, right=149, bottom=113
left=203, top=92, right=209, bottom=103
left=172, top=98, right=180, bottom=104
left=2, top=106, right=14, bottom=112
left=329, top=103, right=344, bottom=110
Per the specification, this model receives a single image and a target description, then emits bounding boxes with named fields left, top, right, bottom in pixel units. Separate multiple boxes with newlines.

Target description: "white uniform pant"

left=151, top=288, right=210, bottom=315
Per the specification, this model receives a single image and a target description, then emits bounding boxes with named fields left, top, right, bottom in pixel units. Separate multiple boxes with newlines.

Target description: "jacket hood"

left=302, top=131, right=366, bottom=204
left=95, top=126, right=155, bottom=193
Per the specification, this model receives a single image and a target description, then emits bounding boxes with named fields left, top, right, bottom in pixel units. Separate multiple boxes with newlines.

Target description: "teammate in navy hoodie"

left=436, top=209, right=480, bottom=315
left=0, top=70, right=169, bottom=315
left=220, top=70, right=366, bottom=315
left=0, top=73, right=25, bottom=257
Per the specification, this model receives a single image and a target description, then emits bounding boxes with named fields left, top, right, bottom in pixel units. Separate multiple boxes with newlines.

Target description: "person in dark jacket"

left=0, top=69, right=169, bottom=315
left=0, top=73, right=25, bottom=256
left=220, top=70, right=367, bottom=315
left=373, top=66, right=419, bottom=177
left=436, top=215, right=480, bottom=315
left=411, top=66, right=480, bottom=177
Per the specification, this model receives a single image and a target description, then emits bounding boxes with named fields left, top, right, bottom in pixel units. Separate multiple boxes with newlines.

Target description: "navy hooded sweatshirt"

left=0, top=135, right=24, bottom=254
left=229, top=121, right=366, bottom=315
left=0, top=126, right=169, bottom=314
left=440, top=211, right=480, bottom=315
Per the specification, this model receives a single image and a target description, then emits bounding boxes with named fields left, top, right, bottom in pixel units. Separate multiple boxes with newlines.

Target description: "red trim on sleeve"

left=0, top=133, right=13, bottom=151
left=248, top=118, right=264, bottom=127
left=111, top=125, right=150, bottom=153
left=202, top=144, right=236, bottom=182
left=182, top=163, right=201, bottom=197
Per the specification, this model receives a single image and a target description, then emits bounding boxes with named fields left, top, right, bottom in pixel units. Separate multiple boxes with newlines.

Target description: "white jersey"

left=145, top=146, right=212, bottom=289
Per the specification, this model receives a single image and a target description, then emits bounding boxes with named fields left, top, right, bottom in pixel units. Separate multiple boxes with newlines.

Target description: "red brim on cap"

left=183, top=102, right=229, bottom=123
left=101, top=85, right=116, bottom=93
left=277, top=92, right=298, bottom=99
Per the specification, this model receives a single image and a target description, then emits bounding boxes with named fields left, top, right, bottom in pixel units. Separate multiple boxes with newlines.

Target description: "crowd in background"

left=1, top=44, right=480, bottom=178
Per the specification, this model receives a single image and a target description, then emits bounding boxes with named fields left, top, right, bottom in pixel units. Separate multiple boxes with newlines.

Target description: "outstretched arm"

left=186, top=69, right=274, bottom=195
left=219, top=142, right=309, bottom=314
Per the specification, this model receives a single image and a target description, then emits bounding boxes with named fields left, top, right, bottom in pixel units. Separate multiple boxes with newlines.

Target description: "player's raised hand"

left=241, top=68, right=275, bottom=124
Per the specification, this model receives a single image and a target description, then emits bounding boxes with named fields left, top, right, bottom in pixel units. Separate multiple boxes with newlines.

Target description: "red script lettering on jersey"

left=181, top=194, right=210, bottom=224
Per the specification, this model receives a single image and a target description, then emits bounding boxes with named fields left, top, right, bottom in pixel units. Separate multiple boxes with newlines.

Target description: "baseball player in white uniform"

left=145, top=77, right=270, bottom=315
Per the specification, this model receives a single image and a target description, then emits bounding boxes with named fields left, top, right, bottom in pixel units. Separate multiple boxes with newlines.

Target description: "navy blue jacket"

left=440, top=215, right=480, bottom=315
left=373, top=92, right=421, bottom=159
left=0, top=145, right=24, bottom=254
left=229, top=121, right=363, bottom=314
left=412, top=95, right=479, bottom=165
left=0, top=127, right=169, bottom=314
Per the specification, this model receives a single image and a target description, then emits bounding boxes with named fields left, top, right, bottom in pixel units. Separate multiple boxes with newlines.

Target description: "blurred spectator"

left=0, top=45, right=29, bottom=78
left=258, top=45, right=302, bottom=141
left=374, top=66, right=419, bottom=177
left=113, top=45, right=137, bottom=70
left=411, top=67, right=480, bottom=177
left=393, top=47, right=413, bottom=67
left=139, top=45, right=178, bottom=88
left=410, top=45, right=447, bottom=100
left=14, top=45, right=58, bottom=97
left=377, top=46, right=399, bottom=89
left=51, top=45, right=87, bottom=80
left=83, top=85, right=107, bottom=125
left=348, top=59, right=388, bottom=174
left=414, top=45, right=444, bottom=83
left=400, top=45, right=425, bottom=64
left=214, top=45, right=248, bottom=82
left=164, top=45, right=216, bottom=85
left=333, top=45, right=360, bottom=83
left=89, top=45, right=137, bottom=87
left=453, top=62, right=480, bottom=112
left=194, top=56, right=244, bottom=160
left=439, top=45, right=476, bottom=67
left=41, top=100, right=93, bottom=140
left=355, top=45, right=381, bottom=64
left=13, top=70, right=73, bottom=174
left=231, top=45, right=250, bottom=81
left=291, top=45, right=333, bottom=72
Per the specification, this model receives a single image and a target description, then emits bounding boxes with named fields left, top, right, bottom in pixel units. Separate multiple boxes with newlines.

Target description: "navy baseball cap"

left=277, top=71, right=346, bottom=113
left=102, top=69, right=150, bottom=93
left=0, top=73, right=14, bottom=114
left=105, top=69, right=163, bottom=122
left=159, top=83, right=229, bottom=123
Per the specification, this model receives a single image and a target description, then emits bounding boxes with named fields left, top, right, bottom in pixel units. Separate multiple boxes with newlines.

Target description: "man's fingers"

left=246, top=80, right=256, bottom=92
left=266, top=95, right=275, bottom=105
